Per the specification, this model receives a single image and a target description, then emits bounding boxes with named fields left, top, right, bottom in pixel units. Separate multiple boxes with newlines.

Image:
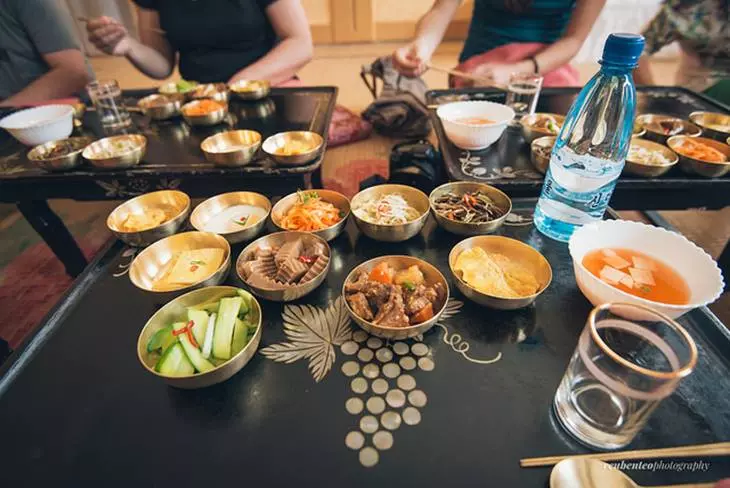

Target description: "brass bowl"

left=428, top=182, right=511, bottom=236
left=200, top=129, right=262, bottom=167
left=624, top=139, right=679, bottom=177
left=530, top=135, right=555, bottom=174
left=72, top=103, right=86, bottom=120
left=449, top=236, right=552, bottom=310
left=27, top=136, right=93, bottom=172
left=520, top=113, right=565, bottom=143
left=82, top=134, right=147, bottom=169
left=107, top=190, right=191, bottom=247
left=228, top=79, right=270, bottom=101
left=236, top=231, right=331, bottom=302
left=271, top=190, right=350, bottom=242
left=136, top=286, right=262, bottom=389
left=181, top=100, right=228, bottom=126
left=190, top=191, right=271, bottom=244
left=689, top=111, right=730, bottom=141
left=129, top=231, right=231, bottom=297
left=262, top=131, right=324, bottom=166
left=138, top=93, right=184, bottom=121
left=342, top=255, right=449, bottom=340
left=351, top=184, right=430, bottom=242
left=667, top=135, right=730, bottom=178
left=190, top=83, right=230, bottom=104
left=632, top=123, right=646, bottom=139
left=159, top=81, right=198, bottom=100
left=636, top=114, right=702, bottom=144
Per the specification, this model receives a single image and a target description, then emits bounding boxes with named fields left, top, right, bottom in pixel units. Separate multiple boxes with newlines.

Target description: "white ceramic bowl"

left=0, top=105, right=74, bottom=146
left=436, top=101, right=515, bottom=150
left=569, top=220, right=724, bottom=319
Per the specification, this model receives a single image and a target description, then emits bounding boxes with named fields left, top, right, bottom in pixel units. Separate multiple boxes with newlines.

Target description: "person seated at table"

left=634, top=0, right=729, bottom=105
left=392, top=0, right=606, bottom=87
left=0, top=0, right=93, bottom=107
left=85, top=0, right=312, bottom=86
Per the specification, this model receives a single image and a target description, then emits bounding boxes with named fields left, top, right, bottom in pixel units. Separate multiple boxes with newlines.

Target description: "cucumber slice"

left=213, top=296, right=242, bottom=360
left=155, top=343, right=194, bottom=377
left=202, top=312, right=216, bottom=359
left=231, top=318, right=250, bottom=355
left=147, top=325, right=176, bottom=353
left=174, top=322, right=214, bottom=373
left=187, top=309, right=209, bottom=346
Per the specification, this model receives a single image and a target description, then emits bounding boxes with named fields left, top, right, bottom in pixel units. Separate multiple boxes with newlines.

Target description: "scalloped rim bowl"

left=569, top=220, right=724, bottom=319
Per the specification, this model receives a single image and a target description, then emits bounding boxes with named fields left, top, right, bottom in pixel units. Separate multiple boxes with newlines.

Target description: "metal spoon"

left=550, top=458, right=715, bottom=488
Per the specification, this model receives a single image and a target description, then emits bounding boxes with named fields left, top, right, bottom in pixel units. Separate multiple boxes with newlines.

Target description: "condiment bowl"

left=624, top=139, right=679, bottom=177
left=530, top=135, right=555, bottom=174
left=228, top=79, right=271, bottom=101
left=159, top=81, right=198, bottom=100
left=236, top=231, right=331, bottom=302
left=636, top=114, right=702, bottom=144
left=82, top=134, right=147, bottom=169
left=27, top=136, right=93, bottom=172
left=271, top=189, right=350, bottom=241
left=667, top=135, right=730, bottom=178
left=449, top=236, right=552, bottom=310
left=181, top=100, right=228, bottom=126
left=130, top=231, right=231, bottom=297
left=351, top=184, right=430, bottom=242
left=569, top=220, right=724, bottom=319
left=342, top=255, right=449, bottom=340
left=137, top=93, right=184, bottom=120
left=190, top=83, right=230, bottom=104
left=136, top=286, right=262, bottom=389
left=190, top=191, right=271, bottom=244
left=262, top=131, right=324, bottom=166
left=520, top=113, right=565, bottom=143
left=436, top=101, right=515, bottom=150
left=689, top=111, right=730, bottom=141
left=429, top=182, right=511, bottom=236
left=200, top=129, right=262, bottom=167
left=108, top=190, right=191, bottom=247
left=0, top=104, right=74, bottom=146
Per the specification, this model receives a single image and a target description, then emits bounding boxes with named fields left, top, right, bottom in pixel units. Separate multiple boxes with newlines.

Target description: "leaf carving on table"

left=260, top=296, right=353, bottom=382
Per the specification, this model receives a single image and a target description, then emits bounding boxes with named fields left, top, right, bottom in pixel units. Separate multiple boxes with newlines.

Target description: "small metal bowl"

left=449, top=236, right=552, bottom=310
left=200, top=129, right=262, bottom=167
left=159, top=81, right=198, bottom=100
left=190, top=83, right=230, bottom=104
left=27, top=136, right=93, bottom=172
left=429, top=182, right=511, bottom=236
left=136, top=286, right=262, bottom=389
left=520, top=113, right=565, bottom=143
left=107, top=190, right=191, bottom=247
left=624, top=139, right=679, bottom=177
left=236, top=231, right=331, bottom=302
left=82, top=134, right=147, bottom=169
left=228, top=79, right=271, bottom=101
left=190, top=191, right=271, bottom=244
left=271, top=190, right=350, bottom=241
left=129, top=231, right=231, bottom=297
left=138, top=93, right=184, bottom=121
left=667, top=135, right=730, bottom=178
left=636, top=114, right=702, bottom=145
left=632, top=123, right=646, bottom=139
left=342, top=255, right=449, bottom=340
left=689, top=111, right=730, bottom=142
left=181, top=99, right=228, bottom=126
left=530, top=135, right=555, bottom=174
left=262, top=131, right=324, bottom=166
left=351, top=184, right=430, bottom=242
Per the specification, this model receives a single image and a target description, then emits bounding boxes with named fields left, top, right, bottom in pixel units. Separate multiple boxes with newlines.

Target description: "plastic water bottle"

left=534, top=33, right=645, bottom=242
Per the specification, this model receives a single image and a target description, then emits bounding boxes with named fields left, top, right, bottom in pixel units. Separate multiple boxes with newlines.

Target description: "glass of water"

left=505, top=72, right=543, bottom=122
left=86, top=79, right=132, bottom=129
left=553, top=302, right=697, bottom=450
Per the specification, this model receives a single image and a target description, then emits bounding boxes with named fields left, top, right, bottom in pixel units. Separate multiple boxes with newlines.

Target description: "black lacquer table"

left=1, top=201, right=728, bottom=487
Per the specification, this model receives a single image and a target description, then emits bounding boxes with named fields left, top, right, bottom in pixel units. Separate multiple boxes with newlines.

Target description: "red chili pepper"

left=299, top=255, right=316, bottom=264
left=190, top=264, right=199, bottom=272
left=186, top=328, right=199, bottom=348
left=172, top=320, right=195, bottom=337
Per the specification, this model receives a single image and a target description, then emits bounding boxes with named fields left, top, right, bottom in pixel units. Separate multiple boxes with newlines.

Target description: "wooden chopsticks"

left=425, top=62, right=506, bottom=90
left=520, top=442, right=730, bottom=468
left=77, top=16, right=166, bottom=35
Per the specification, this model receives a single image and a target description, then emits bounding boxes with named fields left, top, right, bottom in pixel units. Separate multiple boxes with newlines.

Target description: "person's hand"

left=392, top=42, right=428, bottom=77
left=86, top=16, right=132, bottom=56
left=472, top=62, right=517, bottom=87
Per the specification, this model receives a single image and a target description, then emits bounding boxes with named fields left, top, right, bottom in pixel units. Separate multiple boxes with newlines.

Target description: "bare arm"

left=1, top=49, right=91, bottom=106
left=228, top=0, right=312, bottom=85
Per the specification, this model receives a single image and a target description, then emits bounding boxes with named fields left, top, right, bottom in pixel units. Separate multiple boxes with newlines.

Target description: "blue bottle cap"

left=601, top=33, right=645, bottom=67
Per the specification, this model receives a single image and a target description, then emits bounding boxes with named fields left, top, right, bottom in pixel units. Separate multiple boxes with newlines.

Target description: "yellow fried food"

left=120, top=208, right=169, bottom=232
left=454, top=247, right=540, bottom=298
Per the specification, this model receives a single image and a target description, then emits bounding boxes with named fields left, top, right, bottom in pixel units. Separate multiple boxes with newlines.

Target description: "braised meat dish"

left=238, top=238, right=329, bottom=290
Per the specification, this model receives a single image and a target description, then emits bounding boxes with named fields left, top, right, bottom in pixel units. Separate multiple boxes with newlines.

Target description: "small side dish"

left=200, top=204, right=268, bottom=234
left=91, top=138, right=138, bottom=159
left=453, top=247, right=540, bottom=299
left=353, top=193, right=421, bottom=225
left=183, top=99, right=224, bottom=117
left=159, top=79, right=198, bottom=94
left=529, top=114, right=562, bottom=135
left=432, top=190, right=507, bottom=224
left=673, top=138, right=727, bottom=163
left=152, top=248, right=226, bottom=291
left=118, top=205, right=178, bottom=233
left=279, top=191, right=343, bottom=231
left=627, top=143, right=674, bottom=165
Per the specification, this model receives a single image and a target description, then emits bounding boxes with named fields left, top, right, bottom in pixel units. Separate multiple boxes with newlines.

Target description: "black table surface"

left=0, top=87, right=337, bottom=201
left=428, top=87, right=730, bottom=210
left=1, top=201, right=729, bottom=487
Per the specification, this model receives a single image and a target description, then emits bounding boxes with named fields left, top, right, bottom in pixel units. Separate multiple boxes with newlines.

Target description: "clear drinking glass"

left=504, top=72, right=543, bottom=121
left=553, top=302, right=697, bottom=450
left=86, top=79, right=132, bottom=129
